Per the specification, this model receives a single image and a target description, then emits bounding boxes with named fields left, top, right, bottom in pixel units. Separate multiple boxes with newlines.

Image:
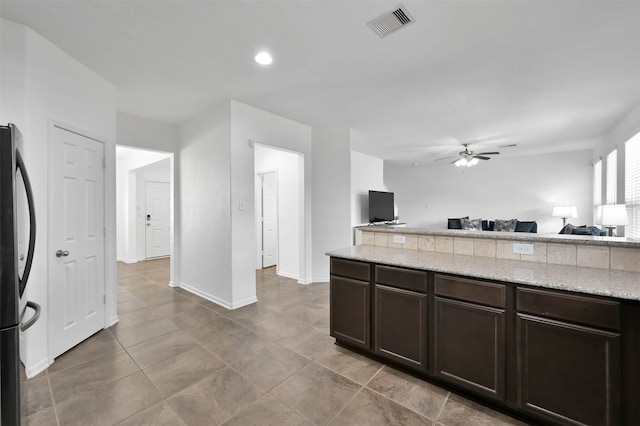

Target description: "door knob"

left=56, top=250, right=69, bottom=258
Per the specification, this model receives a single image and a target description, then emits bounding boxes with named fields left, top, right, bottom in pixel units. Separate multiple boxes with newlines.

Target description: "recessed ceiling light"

left=255, top=52, right=273, bottom=65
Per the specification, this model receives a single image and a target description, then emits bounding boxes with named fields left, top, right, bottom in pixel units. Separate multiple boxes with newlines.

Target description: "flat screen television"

left=369, top=190, right=394, bottom=223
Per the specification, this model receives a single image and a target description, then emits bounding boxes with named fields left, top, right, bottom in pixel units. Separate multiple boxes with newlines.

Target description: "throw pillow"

left=494, top=219, right=517, bottom=232
left=461, top=218, right=482, bottom=230
left=560, top=223, right=576, bottom=234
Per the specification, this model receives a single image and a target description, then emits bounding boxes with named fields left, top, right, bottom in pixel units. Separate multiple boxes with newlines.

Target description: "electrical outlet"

left=393, top=235, right=406, bottom=244
left=513, top=243, right=534, bottom=255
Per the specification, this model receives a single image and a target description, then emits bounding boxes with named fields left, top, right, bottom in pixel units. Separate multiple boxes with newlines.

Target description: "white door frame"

left=47, top=120, right=108, bottom=363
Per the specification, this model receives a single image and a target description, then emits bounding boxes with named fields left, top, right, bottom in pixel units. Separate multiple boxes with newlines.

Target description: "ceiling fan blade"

left=473, top=155, right=491, bottom=160
left=475, top=151, right=500, bottom=156
left=435, top=156, right=460, bottom=162
left=449, top=158, right=462, bottom=164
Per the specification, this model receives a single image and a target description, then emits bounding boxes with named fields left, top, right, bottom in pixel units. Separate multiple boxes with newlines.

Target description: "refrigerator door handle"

left=16, top=147, right=36, bottom=297
left=20, top=301, right=41, bottom=332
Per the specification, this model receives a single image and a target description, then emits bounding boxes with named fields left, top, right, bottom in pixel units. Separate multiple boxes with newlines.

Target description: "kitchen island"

left=327, top=242, right=640, bottom=425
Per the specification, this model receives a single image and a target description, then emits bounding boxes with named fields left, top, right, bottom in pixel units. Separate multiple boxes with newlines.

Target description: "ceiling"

left=2, top=1, right=639, bottom=166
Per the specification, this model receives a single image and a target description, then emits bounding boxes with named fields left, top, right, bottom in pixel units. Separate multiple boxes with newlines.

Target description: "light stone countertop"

left=356, top=226, right=640, bottom=248
left=326, top=245, right=640, bottom=301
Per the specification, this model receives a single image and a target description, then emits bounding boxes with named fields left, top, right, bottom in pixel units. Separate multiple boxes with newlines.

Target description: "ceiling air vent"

left=367, top=4, right=416, bottom=38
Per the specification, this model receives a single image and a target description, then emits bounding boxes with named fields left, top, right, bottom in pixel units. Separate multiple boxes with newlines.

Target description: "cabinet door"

left=374, top=284, right=428, bottom=371
left=330, top=276, right=370, bottom=349
left=434, top=297, right=505, bottom=401
left=517, top=314, right=621, bottom=425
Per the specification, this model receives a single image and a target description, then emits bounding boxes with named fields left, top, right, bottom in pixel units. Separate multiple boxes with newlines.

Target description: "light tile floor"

left=20, top=258, right=530, bottom=425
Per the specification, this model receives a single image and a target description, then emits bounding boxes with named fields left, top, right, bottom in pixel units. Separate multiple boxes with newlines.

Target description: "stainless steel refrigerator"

left=0, top=123, right=40, bottom=425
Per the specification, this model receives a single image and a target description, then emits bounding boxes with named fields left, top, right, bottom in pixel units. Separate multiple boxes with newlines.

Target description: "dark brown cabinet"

left=373, top=265, right=428, bottom=371
left=330, top=258, right=371, bottom=350
left=434, top=297, right=505, bottom=400
left=516, top=287, right=622, bottom=425
left=374, top=284, right=428, bottom=370
left=433, top=275, right=507, bottom=401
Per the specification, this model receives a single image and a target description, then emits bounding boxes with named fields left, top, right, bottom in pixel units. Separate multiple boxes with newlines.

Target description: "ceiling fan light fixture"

left=454, top=156, right=479, bottom=167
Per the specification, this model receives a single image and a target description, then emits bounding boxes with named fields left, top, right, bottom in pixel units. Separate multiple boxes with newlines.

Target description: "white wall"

left=178, top=101, right=233, bottom=305
left=178, top=100, right=313, bottom=309
left=254, top=145, right=301, bottom=279
left=117, top=112, right=179, bottom=153
left=230, top=100, right=312, bottom=293
left=351, top=151, right=386, bottom=226
left=1, top=18, right=116, bottom=376
left=116, top=149, right=171, bottom=263
left=385, top=150, right=593, bottom=235
left=311, top=127, right=352, bottom=282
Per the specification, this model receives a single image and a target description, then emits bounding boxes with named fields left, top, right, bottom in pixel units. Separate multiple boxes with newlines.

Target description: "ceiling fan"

left=436, top=144, right=500, bottom=167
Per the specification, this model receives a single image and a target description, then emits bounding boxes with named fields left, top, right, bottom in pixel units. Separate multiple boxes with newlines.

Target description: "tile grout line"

left=361, top=366, right=440, bottom=423
left=45, top=369, right=62, bottom=426
left=325, top=385, right=365, bottom=425
left=434, top=392, right=450, bottom=424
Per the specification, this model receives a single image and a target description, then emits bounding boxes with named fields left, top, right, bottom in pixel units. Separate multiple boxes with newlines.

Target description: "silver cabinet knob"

left=56, top=250, right=69, bottom=258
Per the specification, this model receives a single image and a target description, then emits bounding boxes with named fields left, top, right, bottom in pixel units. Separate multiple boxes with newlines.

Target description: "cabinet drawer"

left=331, top=258, right=370, bottom=281
left=517, top=287, right=621, bottom=331
left=435, top=274, right=505, bottom=308
left=375, top=265, right=427, bottom=293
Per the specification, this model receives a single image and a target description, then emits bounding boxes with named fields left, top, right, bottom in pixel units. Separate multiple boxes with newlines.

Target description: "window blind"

left=594, top=159, right=602, bottom=207
left=606, top=149, right=617, bottom=204
left=625, top=132, right=640, bottom=239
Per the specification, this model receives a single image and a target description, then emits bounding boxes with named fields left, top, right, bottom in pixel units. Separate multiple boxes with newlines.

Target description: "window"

left=594, top=159, right=602, bottom=207
left=606, top=149, right=617, bottom=204
left=625, top=132, right=640, bottom=239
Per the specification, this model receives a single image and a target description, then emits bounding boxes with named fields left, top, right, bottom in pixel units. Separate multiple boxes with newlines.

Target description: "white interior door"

left=50, top=126, right=105, bottom=360
left=261, top=172, right=278, bottom=268
left=145, top=181, right=170, bottom=259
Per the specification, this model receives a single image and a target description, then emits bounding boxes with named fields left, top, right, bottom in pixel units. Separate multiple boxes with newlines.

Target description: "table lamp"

left=552, top=206, right=578, bottom=227
left=600, top=204, right=629, bottom=236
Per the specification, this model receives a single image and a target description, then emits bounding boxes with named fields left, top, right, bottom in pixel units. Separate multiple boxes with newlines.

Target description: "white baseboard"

left=106, top=315, right=119, bottom=328
left=277, top=270, right=299, bottom=280
left=312, top=276, right=329, bottom=283
left=231, top=295, right=259, bottom=309
left=24, top=358, right=50, bottom=379
left=169, top=280, right=178, bottom=287
left=178, top=282, right=258, bottom=310
left=118, top=258, right=138, bottom=264
left=298, top=278, right=313, bottom=285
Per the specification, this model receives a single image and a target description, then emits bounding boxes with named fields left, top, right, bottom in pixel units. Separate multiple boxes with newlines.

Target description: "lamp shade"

left=552, top=206, right=578, bottom=218
left=600, top=204, right=629, bottom=226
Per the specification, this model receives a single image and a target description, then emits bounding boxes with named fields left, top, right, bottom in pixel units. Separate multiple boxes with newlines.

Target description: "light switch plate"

left=393, top=235, right=406, bottom=244
left=513, top=243, right=534, bottom=255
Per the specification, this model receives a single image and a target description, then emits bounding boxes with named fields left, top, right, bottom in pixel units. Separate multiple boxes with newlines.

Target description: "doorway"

left=254, top=144, right=303, bottom=280
left=115, top=146, right=173, bottom=267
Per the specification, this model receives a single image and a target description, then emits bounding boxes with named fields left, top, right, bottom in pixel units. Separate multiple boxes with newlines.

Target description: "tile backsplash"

left=361, top=230, right=640, bottom=272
